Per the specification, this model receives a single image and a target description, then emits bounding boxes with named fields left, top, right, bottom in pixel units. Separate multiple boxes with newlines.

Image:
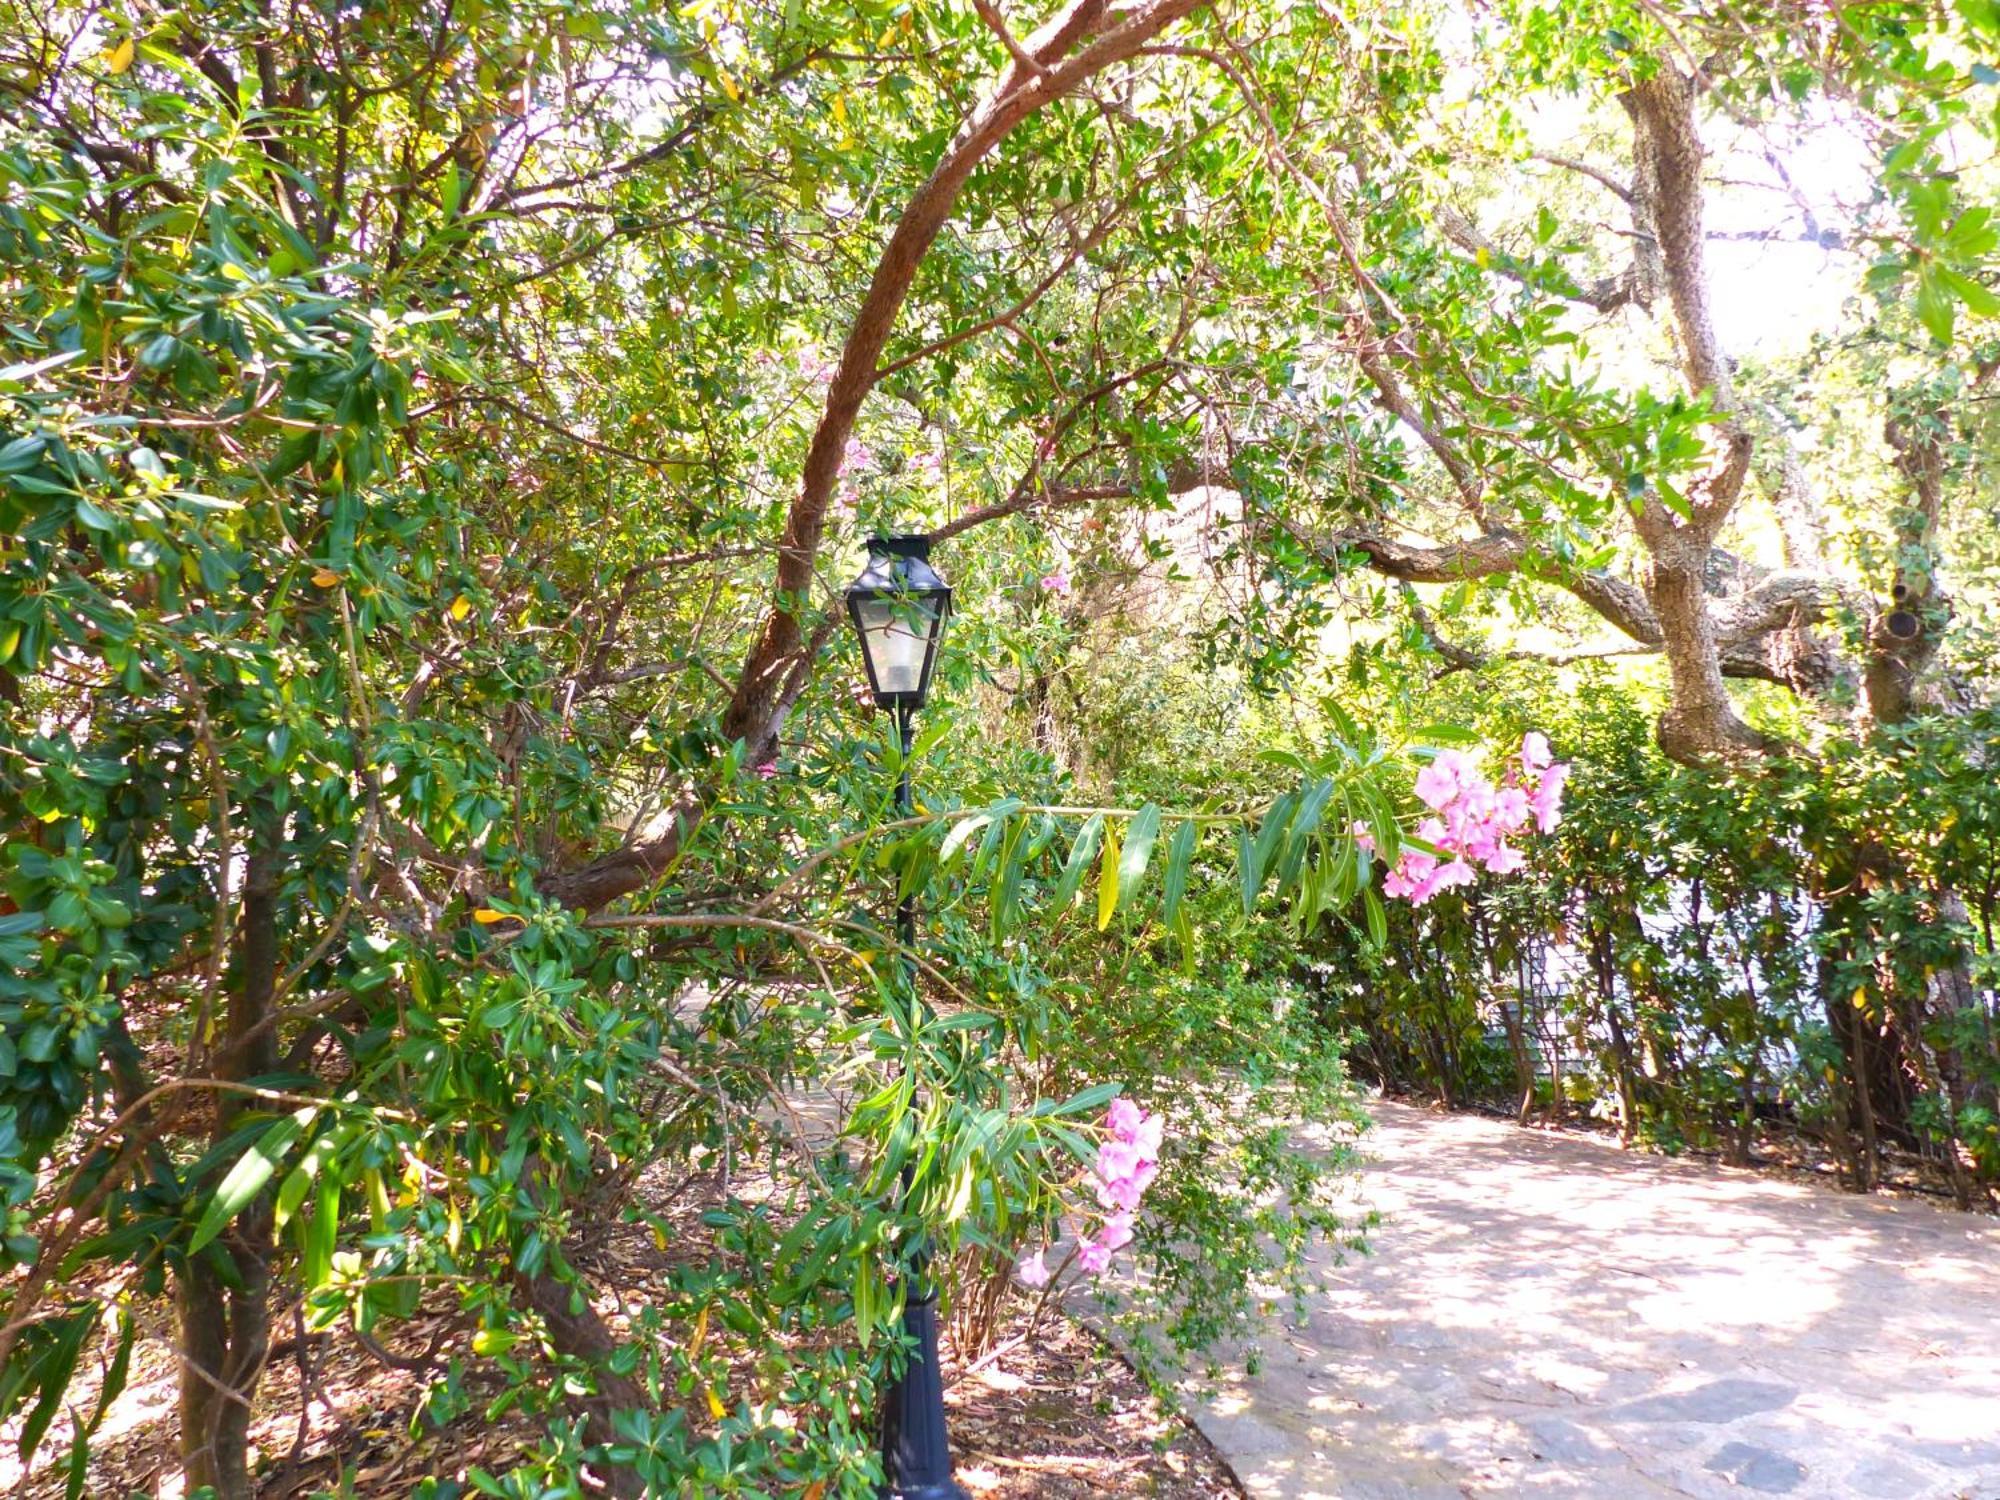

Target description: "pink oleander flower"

left=1413, top=748, right=1481, bottom=811
left=1351, top=820, right=1376, bottom=855
left=1095, top=1212, right=1135, bottom=1254
left=1093, top=1139, right=1158, bottom=1212
left=1018, top=1249, right=1051, bottom=1288
left=1105, top=1098, right=1164, bottom=1155
left=1381, top=731, right=1568, bottom=906
left=754, top=759, right=778, bottom=781
left=1070, top=1098, right=1165, bottom=1273
left=1532, top=760, right=1570, bottom=833
left=1106, top=1097, right=1144, bottom=1139
left=1039, top=570, right=1070, bottom=595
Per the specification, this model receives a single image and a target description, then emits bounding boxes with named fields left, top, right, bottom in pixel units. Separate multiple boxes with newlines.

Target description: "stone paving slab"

left=1169, top=1101, right=2000, bottom=1500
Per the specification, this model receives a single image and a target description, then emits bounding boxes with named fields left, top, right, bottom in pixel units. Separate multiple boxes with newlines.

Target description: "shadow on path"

left=1175, top=1100, right=2000, bottom=1500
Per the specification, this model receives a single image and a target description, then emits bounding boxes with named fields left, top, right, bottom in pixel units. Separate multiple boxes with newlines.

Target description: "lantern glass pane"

left=855, top=595, right=938, bottom=696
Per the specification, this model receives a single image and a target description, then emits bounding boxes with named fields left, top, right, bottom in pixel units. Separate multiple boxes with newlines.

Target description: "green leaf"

left=273, top=1124, right=348, bottom=1232
left=1411, top=722, right=1480, bottom=746
left=1363, top=886, right=1388, bottom=950
left=17, top=1310, right=91, bottom=1466
left=301, top=1177, right=339, bottom=1292
left=990, top=817, right=1028, bottom=939
left=1114, top=803, right=1162, bottom=915
left=1241, top=791, right=1296, bottom=914
left=928, top=1010, right=999, bottom=1034
left=1915, top=266, right=1955, bottom=343
left=1049, top=1081, right=1121, bottom=1117
left=938, top=813, right=992, bottom=865
left=1052, top=815, right=1103, bottom=909
left=1937, top=267, right=2000, bottom=319
left=188, top=1107, right=315, bottom=1254
left=1159, top=819, right=1197, bottom=927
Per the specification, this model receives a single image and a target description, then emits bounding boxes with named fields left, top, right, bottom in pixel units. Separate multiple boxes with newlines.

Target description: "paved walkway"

left=1178, top=1101, right=2000, bottom=1500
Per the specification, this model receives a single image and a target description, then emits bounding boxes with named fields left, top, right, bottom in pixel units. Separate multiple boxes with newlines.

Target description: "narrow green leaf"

left=18, top=1310, right=90, bottom=1466
left=273, top=1124, right=347, bottom=1232
left=990, top=818, right=1028, bottom=940
left=1241, top=791, right=1296, bottom=913
left=928, top=1010, right=1000, bottom=1034
left=1050, top=1081, right=1121, bottom=1117
left=1114, top=803, right=1162, bottom=914
left=1363, top=886, right=1389, bottom=949
left=1052, top=815, right=1104, bottom=909
left=188, top=1107, right=314, bottom=1254
left=1160, top=819, right=1197, bottom=926
left=936, top=814, right=991, bottom=864
left=302, top=1177, right=339, bottom=1292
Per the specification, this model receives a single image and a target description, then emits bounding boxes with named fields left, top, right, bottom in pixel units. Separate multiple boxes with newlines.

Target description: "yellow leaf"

left=106, top=37, right=134, bottom=74
left=718, top=69, right=739, bottom=101
left=472, top=908, right=510, bottom=925
left=690, top=1305, right=709, bottom=1357
left=1097, top=826, right=1122, bottom=932
left=804, top=1484, right=826, bottom=1500
left=832, top=94, right=847, bottom=125
left=706, top=1387, right=726, bottom=1420
left=1474, top=244, right=1490, bottom=268
left=311, top=567, right=340, bottom=587
left=449, top=594, right=471, bottom=621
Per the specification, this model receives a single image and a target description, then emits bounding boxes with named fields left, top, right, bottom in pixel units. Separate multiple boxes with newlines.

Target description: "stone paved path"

left=1177, top=1101, right=2000, bottom=1500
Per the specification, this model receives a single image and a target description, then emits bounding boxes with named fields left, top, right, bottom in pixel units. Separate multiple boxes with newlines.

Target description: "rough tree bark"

left=1621, top=65, right=1773, bottom=762
left=178, top=800, right=281, bottom=1500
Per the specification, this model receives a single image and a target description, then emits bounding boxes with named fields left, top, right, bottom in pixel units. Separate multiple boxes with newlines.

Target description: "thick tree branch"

left=1533, top=151, right=1634, bottom=204
left=1435, top=202, right=1644, bottom=314
left=720, top=0, right=1208, bottom=761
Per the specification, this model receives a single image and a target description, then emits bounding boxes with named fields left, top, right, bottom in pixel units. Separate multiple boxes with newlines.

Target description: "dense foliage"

left=0, top=0, right=1995, bottom=1495
left=1315, top=677, right=2000, bottom=1203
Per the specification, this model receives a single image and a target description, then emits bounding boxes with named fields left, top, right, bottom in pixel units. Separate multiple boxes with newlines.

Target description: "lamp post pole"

left=844, top=536, right=966, bottom=1500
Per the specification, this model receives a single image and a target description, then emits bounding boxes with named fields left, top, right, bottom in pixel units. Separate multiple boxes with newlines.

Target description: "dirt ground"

left=2, top=1230, right=1237, bottom=1499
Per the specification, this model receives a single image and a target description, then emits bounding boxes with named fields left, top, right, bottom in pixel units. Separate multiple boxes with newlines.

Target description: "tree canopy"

left=1, top=0, right=1996, bottom=1494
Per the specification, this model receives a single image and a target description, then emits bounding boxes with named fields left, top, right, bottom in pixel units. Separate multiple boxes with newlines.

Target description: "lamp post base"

left=878, top=1289, right=968, bottom=1500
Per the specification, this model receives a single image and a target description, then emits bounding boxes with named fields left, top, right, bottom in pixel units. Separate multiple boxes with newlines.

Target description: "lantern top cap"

left=849, top=533, right=949, bottom=599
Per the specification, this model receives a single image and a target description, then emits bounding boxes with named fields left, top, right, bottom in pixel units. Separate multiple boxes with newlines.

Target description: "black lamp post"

left=844, top=534, right=966, bottom=1500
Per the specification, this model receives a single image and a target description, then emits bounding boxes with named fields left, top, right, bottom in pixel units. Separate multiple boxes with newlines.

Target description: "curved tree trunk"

left=178, top=801, right=282, bottom=1500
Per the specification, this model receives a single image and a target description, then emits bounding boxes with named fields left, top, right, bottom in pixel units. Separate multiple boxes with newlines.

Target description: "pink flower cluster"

left=1018, top=1098, right=1163, bottom=1287
left=1038, top=570, right=1070, bottom=596
left=1377, top=733, right=1569, bottom=907
left=836, top=435, right=874, bottom=511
